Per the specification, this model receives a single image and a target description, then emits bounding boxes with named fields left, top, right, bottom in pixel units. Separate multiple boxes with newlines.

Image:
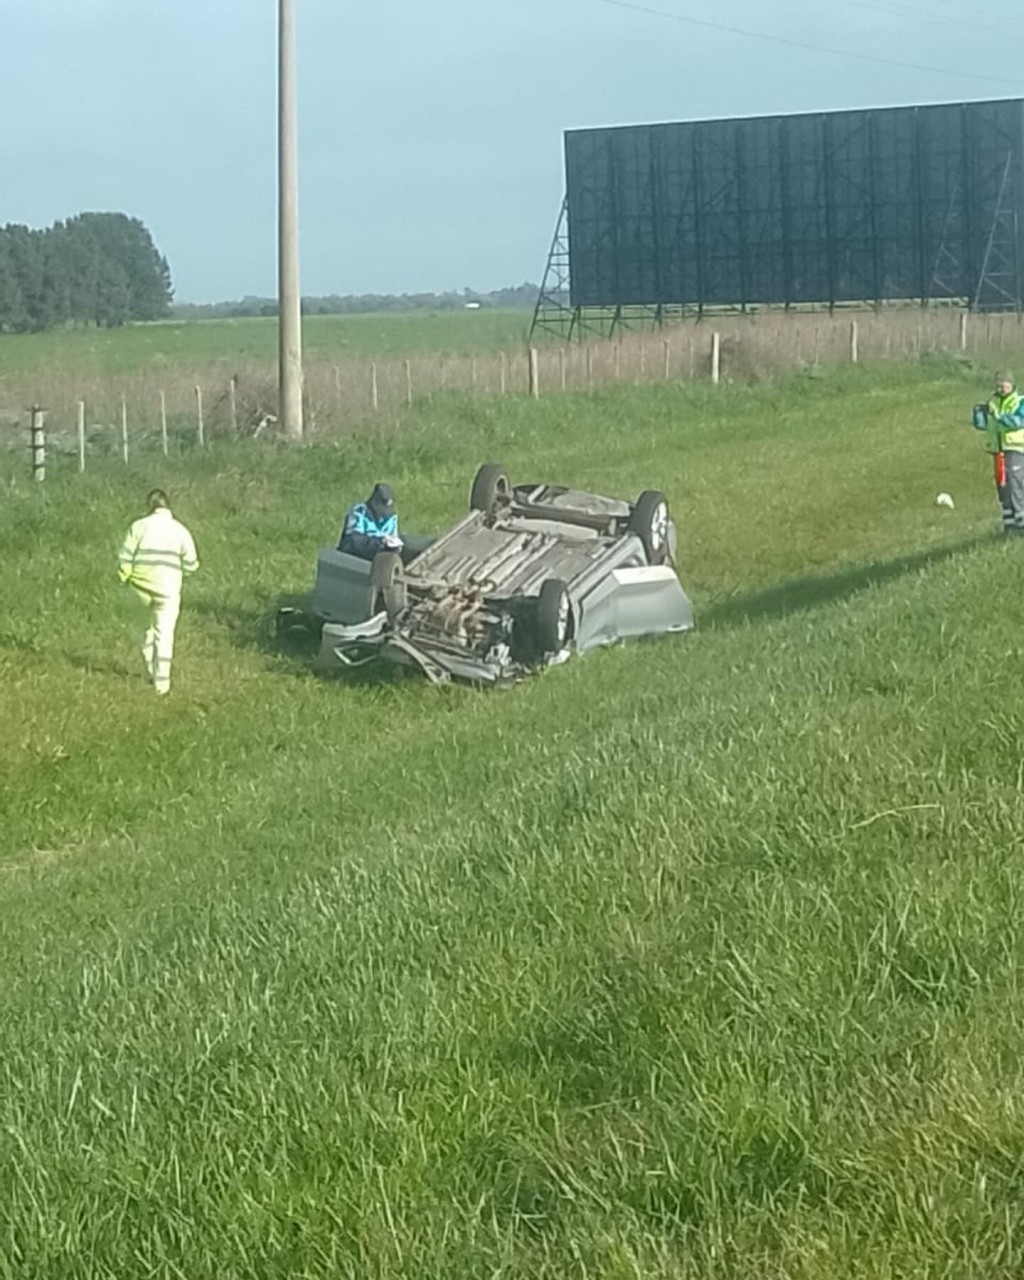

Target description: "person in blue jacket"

left=338, top=482, right=404, bottom=559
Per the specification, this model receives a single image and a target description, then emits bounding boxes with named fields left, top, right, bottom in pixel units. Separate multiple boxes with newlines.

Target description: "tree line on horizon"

left=0, top=213, right=172, bottom=333
left=171, top=281, right=540, bottom=320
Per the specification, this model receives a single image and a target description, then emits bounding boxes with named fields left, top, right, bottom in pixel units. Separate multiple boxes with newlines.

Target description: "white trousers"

left=135, top=590, right=181, bottom=693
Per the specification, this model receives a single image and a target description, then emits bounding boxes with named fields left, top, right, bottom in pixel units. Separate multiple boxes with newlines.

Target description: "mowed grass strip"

left=2, top=358, right=1024, bottom=1278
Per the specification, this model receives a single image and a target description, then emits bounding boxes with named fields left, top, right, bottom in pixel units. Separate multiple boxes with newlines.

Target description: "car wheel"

left=370, top=550, right=406, bottom=621
left=629, top=490, right=670, bottom=565
left=536, top=578, right=572, bottom=654
left=470, top=463, right=511, bottom=515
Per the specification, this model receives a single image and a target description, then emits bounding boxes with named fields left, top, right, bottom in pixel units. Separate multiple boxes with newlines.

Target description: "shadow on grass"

left=194, top=533, right=994, bottom=681
left=65, top=654, right=137, bottom=679
left=190, top=593, right=404, bottom=688
left=1, top=627, right=140, bottom=680
left=192, top=591, right=310, bottom=656
left=703, top=534, right=994, bottom=632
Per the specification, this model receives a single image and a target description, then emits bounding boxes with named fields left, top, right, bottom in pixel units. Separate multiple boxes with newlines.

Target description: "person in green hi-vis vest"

left=972, top=371, right=1024, bottom=535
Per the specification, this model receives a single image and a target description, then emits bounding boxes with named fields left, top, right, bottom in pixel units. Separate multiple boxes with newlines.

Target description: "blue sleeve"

left=999, top=404, right=1024, bottom=428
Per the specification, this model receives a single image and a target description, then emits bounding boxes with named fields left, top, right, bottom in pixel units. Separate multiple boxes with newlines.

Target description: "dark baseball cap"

left=369, top=482, right=395, bottom=511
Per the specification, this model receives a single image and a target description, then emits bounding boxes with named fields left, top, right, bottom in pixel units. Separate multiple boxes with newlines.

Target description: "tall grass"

left=2, top=357, right=1024, bottom=1277
left=3, top=308, right=1022, bottom=466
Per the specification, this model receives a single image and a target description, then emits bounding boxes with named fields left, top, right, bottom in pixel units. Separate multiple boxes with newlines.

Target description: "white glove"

left=383, top=534, right=403, bottom=551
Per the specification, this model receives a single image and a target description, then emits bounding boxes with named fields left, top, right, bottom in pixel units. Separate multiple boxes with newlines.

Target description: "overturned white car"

left=281, top=464, right=694, bottom=685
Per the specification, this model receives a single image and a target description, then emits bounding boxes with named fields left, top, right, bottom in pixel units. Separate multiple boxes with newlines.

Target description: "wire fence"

left=2, top=307, right=1020, bottom=481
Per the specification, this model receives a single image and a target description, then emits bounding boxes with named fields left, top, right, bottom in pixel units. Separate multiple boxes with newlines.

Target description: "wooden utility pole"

left=278, top=0, right=303, bottom=440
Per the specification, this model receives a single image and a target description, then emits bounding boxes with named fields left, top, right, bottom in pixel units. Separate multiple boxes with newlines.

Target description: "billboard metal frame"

left=531, top=98, right=1024, bottom=342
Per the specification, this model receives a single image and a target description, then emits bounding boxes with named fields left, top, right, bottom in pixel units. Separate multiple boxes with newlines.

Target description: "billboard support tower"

left=529, top=198, right=678, bottom=344
left=530, top=198, right=578, bottom=342
left=973, top=152, right=1022, bottom=313
left=930, top=178, right=964, bottom=302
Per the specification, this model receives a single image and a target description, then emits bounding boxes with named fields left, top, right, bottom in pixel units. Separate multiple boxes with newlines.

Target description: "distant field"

left=0, top=309, right=534, bottom=378
left=5, top=307, right=1019, bottom=455
left=4, top=356, right=1024, bottom=1277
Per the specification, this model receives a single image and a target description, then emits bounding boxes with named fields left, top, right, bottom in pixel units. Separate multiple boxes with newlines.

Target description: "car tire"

left=370, top=550, right=406, bottom=621
left=536, top=578, right=572, bottom=654
left=470, top=463, right=511, bottom=515
left=629, top=490, right=671, bottom=565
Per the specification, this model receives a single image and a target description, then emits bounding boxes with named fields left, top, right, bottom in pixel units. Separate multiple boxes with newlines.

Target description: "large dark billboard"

left=565, top=98, right=1024, bottom=310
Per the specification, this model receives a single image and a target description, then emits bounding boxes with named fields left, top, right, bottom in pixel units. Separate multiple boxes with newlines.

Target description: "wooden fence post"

left=160, top=390, right=168, bottom=456
left=77, top=400, right=85, bottom=473
left=370, top=362, right=379, bottom=412
left=404, top=359, right=413, bottom=407
left=850, top=320, right=859, bottom=364
left=29, top=406, right=45, bottom=482
left=586, top=345, right=594, bottom=393
left=195, top=384, right=205, bottom=447
left=120, top=395, right=129, bottom=464
left=663, top=339, right=671, bottom=381
left=959, top=312, right=968, bottom=350
left=333, top=364, right=342, bottom=412
left=529, top=347, right=540, bottom=398
left=710, top=332, right=721, bottom=385
left=229, top=375, right=239, bottom=433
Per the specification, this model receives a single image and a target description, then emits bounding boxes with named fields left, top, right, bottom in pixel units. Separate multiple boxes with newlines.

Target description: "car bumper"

left=315, top=615, right=511, bottom=685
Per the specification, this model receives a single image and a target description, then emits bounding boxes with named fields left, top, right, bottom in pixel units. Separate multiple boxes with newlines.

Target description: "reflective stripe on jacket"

left=118, top=508, right=199, bottom=599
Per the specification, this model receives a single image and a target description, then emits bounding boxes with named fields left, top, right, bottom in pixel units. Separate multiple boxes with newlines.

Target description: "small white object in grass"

left=936, top=492, right=955, bottom=509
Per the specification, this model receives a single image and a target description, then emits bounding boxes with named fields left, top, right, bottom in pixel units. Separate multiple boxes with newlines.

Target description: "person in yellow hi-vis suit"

left=117, top=489, right=199, bottom=694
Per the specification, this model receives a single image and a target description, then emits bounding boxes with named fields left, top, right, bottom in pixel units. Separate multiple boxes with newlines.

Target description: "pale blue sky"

left=2, top=0, right=1021, bottom=301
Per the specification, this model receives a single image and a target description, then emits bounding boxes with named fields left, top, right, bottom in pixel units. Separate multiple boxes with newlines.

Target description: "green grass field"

left=0, top=310, right=534, bottom=380
left=3, top=354, right=1024, bottom=1277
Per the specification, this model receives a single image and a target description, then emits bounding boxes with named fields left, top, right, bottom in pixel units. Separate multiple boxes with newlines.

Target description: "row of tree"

left=171, top=282, right=540, bottom=321
left=0, top=213, right=172, bottom=332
